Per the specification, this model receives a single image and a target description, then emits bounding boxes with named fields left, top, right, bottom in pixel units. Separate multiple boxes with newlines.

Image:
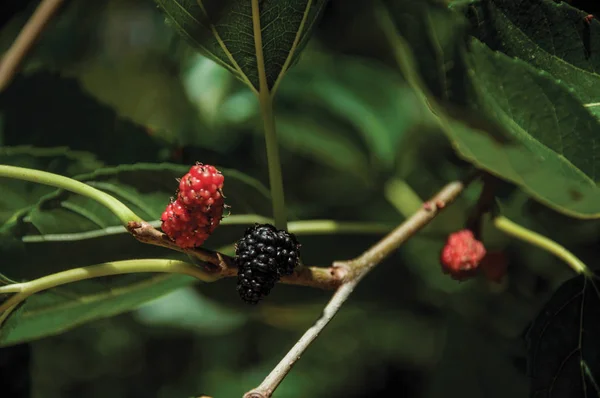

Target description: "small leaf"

left=154, top=0, right=329, bottom=91
left=526, top=272, right=600, bottom=397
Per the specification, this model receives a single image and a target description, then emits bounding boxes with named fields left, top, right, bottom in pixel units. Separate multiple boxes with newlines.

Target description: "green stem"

left=384, top=178, right=425, bottom=218
left=0, top=259, right=218, bottom=314
left=251, top=0, right=287, bottom=231
left=21, top=218, right=394, bottom=243
left=288, top=220, right=393, bottom=235
left=0, top=165, right=142, bottom=225
left=493, top=216, right=592, bottom=277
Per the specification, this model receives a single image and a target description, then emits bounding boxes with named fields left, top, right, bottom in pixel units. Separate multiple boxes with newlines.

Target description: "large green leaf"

left=444, top=40, right=600, bottom=218
left=383, top=1, right=600, bottom=217
left=527, top=272, right=600, bottom=397
left=0, top=162, right=271, bottom=345
left=154, top=0, right=328, bottom=91
left=460, top=0, right=600, bottom=107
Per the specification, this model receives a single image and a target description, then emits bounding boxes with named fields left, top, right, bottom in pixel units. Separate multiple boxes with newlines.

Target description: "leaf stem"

left=493, top=216, right=591, bottom=276
left=0, top=259, right=217, bottom=315
left=251, top=0, right=287, bottom=230
left=0, top=165, right=142, bottom=224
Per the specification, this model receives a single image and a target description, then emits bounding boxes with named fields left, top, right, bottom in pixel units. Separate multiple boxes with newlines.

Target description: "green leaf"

left=154, top=0, right=329, bottom=91
left=460, top=0, right=600, bottom=106
left=382, top=2, right=600, bottom=217
left=0, top=163, right=270, bottom=345
left=445, top=40, right=600, bottom=218
left=0, top=146, right=102, bottom=225
left=526, top=272, right=600, bottom=397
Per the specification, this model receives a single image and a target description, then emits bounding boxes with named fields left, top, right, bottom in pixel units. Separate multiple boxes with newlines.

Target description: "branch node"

left=243, top=392, right=266, bottom=398
left=331, top=261, right=351, bottom=282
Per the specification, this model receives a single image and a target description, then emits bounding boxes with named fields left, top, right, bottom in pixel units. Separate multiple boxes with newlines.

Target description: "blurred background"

left=1, top=0, right=599, bottom=397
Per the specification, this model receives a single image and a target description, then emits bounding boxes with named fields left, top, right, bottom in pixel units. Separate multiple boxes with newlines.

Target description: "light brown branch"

left=243, top=177, right=471, bottom=398
left=0, top=0, right=65, bottom=92
left=126, top=221, right=347, bottom=290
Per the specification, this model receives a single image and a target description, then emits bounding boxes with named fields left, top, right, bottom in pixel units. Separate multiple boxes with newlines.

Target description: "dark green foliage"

left=527, top=272, right=600, bottom=397
left=0, top=0, right=598, bottom=396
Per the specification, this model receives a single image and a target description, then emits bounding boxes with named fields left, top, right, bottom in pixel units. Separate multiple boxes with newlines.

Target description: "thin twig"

left=0, top=0, right=65, bottom=91
left=244, top=177, right=471, bottom=398
left=126, top=221, right=346, bottom=290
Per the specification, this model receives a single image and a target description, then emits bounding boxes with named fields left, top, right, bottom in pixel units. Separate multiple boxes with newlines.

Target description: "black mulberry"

left=235, top=223, right=301, bottom=304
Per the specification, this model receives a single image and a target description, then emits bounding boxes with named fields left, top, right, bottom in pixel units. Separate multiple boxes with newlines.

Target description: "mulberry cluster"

left=160, top=164, right=225, bottom=249
left=440, top=229, right=486, bottom=281
left=235, top=224, right=301, bottom=304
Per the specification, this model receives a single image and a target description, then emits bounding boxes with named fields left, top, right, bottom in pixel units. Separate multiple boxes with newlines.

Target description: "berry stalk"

left=0, top=165, right=142, bottom=224
left=493, top=216, right=591, bottom=277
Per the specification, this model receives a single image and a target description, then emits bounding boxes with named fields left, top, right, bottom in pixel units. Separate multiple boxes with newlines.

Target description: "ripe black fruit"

left=235, top=224, right=301, bottom=304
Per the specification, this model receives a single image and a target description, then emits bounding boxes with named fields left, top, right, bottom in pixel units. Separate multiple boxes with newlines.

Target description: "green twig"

left=0, top=259, right=217, bottom=315
left=0, top=165, right=142, bottom=224
left=22, top=218, right=395, bottom=243
left=251, top=0, right=287, bottom=230
left=493, top=216, right=591, bottom=276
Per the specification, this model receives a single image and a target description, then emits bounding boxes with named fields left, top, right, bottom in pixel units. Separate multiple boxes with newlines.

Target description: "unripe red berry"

left=440, top=229, right=486, bottom=281
left=160, top=163, right=226, bottom=248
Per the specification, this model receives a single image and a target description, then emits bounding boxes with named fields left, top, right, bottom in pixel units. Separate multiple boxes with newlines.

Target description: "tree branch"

left=0, top=0, right=65, bottom=91
left=243, top=177, right=471, bottom=398
left=126, top=221, right=347, bottom=290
